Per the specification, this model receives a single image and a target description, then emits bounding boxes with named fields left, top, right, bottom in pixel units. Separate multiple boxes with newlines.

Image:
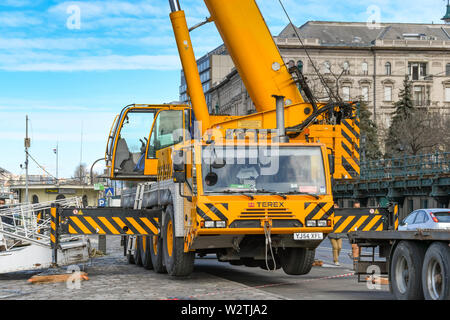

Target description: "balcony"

left=413, top=100, right=431, bottom=107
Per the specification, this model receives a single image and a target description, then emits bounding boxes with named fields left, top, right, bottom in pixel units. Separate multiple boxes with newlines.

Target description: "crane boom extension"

left=204, top=0, right=305, bottom=114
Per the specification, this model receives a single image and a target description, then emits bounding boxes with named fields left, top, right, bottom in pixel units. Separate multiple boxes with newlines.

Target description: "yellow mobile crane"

left=61, top=0, right=361, bottom=277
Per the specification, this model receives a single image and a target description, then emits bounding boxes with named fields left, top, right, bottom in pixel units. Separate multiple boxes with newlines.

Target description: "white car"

left=398, top=209, right=450, bottom=231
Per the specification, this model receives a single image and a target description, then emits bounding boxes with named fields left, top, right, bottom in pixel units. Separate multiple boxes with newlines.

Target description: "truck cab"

left=105, top=104, right=191, bottom=181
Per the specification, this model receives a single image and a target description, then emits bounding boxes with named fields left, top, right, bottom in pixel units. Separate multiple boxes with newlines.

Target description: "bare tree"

left=385, top=110, right=447, bottom=156
left=73, top=163, right=88, bottom=184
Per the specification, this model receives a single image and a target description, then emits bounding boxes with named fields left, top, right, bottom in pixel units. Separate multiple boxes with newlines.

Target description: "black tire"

left=139, top=236, right=154, bottom=270
left=241, top=258, right=260, bottom=268
left=135, top=237, right=143, bottom=266
left=279, top=248, right=315, bottom=275
left=422, top=242, right=450, bottom=300
left=162, top=205, right=195, bottom=277
left=150, top=234, right=167, bottom=273
left=390, top=241, right=426, bottom=300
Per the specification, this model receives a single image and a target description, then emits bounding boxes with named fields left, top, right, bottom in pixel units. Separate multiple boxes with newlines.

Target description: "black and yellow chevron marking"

left=393, top=205, right=399, bottom=230
left=50, top=206, right=58, bottom=245
left=333, top=211, right=386, bottom=233
left=65, top=215, right=159, bottom=235
left=196, top=203, right=229, bottom=221
left=59, top=207, right=161, bottom=236
left=304, top=202, right=334, bottom=220
left=339, top=119, right=360, bottom=179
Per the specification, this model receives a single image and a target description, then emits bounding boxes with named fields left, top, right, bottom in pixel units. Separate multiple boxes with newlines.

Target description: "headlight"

left=306, top=220, right=317, bottom=227
left=215, top=221, right=227, bottom=228
left=204, top=221, right=215, bottom=228
left=317, top=220, right=328, bottom=227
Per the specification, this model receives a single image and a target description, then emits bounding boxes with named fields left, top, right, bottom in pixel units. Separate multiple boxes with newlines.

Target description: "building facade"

left=179, top=44, right=234, bottom=113
left=182, top=21, right=450, bottom=133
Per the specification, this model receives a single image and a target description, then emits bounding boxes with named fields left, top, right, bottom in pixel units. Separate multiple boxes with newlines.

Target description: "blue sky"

left=0, top=0, right=447, bottom=178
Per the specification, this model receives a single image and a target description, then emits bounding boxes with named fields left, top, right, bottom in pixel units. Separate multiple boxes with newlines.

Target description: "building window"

left=446, top=63, right=450, bottom=77
left=323, top=61, right=331, bottom=74
left=445, top=87, right=450, bottom=102
left=342, top=86, right=350, bottom=101
left=362, top=62, right=368, bottom=75
left=385, top=62, right=392, bottom=76
left=421, top=199, right=429, bottom=209
left=343, top=61, right=350, bottom=75
left=362, top=86, right=369, bottom=101
left=56, top=194, right=66, bottom=200
left=32, top=195, right=39, bottom=204
left=413, top=86, right=426, bottom=106
left=384, top=86, right=392, bottom=101
left=408, top=62, right=427, bottom=80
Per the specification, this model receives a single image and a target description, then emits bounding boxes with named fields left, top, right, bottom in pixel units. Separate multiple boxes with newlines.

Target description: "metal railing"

left=360, top=153, right=450, bottom=180
left=0, top=197, right=83, bottom=252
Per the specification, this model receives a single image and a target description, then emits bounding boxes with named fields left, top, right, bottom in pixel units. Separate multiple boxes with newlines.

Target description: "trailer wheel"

left=279, top=248, right=315, bottom=275
left=150, top=234, right=166, bottom=273
left=139, top=236, right=153, bottom=270
left=391, top=241, right=425, bottom=300
left=162, top=205, right=195, bottom=277
left=422, top=242, right=450, bottom=300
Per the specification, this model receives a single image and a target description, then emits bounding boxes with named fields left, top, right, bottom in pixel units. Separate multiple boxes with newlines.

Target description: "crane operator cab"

left=105, top=104, right=190, bottom=181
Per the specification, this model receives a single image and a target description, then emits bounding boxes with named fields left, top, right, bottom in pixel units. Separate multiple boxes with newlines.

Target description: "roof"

left=10, top=184, right=96, bottom=190
left=278, top=21, right=450, bottom=47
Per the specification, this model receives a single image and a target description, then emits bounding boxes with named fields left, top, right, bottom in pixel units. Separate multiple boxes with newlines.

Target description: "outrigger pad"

left=59, top=207, right=162, bottom=236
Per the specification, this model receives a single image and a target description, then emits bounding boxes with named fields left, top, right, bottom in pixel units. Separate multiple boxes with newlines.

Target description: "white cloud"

left=0, top=53, right=181, bottom=71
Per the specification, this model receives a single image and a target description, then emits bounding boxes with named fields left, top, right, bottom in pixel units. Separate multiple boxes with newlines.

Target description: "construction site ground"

left=0, top=236, right=393, bottom=300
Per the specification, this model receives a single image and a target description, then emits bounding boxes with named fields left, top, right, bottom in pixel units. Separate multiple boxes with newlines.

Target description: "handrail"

left=359, top=152, right=450, bottom=180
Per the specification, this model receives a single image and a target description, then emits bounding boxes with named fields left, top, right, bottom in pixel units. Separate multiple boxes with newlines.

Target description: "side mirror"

left=328, top=154, right=335, bottom=175
left=211, top=159, right=226, bottom=169
left=205, top=172, right=218, bottom=186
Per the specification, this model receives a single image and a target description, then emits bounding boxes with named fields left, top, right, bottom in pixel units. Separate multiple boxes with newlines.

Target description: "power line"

left=26, top=151, right=58, bottom=181
left=277, top=0, right=341, bottom=103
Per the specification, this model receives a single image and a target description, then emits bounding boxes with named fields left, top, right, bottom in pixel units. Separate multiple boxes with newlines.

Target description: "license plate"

left=293, top=232, right=324, bottom=240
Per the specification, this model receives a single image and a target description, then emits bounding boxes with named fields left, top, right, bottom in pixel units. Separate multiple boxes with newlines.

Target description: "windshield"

left=434, top=212, right=450, bottom=223
left=201, top=146, right=327, bottom=195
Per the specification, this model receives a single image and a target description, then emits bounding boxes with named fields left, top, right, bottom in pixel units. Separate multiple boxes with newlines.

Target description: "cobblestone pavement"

left=0, top=236, right=284, bottom=300
left=0, top=236, right=392, bottom=300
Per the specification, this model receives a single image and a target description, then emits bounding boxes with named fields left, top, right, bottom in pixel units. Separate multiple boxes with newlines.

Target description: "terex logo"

left=248, top=202, right=285, bottom=208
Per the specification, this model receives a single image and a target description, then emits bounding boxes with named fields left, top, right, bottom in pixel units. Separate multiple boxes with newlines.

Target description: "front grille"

left=240, top=208, right=293, bottom=218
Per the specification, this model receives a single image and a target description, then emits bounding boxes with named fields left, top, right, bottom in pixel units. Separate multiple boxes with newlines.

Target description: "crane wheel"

left=135, top=237, right=143, bottom=266
left=279, top=247, right=315, bottom=275
left=162, top=205, right=195, bottom=277
left=139, top=236, right=154, bottom=270
left=421, top=242, right=450, bottom=300
left=391, top=241, right=426, bottom=300
left=150, top=234, right=167, bottom=273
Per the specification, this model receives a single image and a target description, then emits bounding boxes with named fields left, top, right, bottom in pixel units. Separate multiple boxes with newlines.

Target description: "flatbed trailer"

left=349, top=229, right=450, bottom=300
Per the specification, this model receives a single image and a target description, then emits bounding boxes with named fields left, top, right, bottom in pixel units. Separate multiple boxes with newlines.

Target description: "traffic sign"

left=98, top=198, right=106, bottom=207
left=105, top=188, right=115, bottom=197
left=94, top=183, right=105, bottom=191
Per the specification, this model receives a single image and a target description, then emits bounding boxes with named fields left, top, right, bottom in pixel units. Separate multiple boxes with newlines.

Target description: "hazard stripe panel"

left=59, top=207, right=161, bottom=236
left=339, top=119, right=360, bottom=179
left=333, top=208, right=388, bottom=233
left=196, top=203, right=229, bottom=221
left=304, top=202, right=335, bottom=221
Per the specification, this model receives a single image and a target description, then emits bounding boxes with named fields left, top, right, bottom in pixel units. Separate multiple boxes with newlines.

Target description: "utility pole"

left=54, top=141, right=59, bottom=184
left=24, top=115, right=30, bottom=204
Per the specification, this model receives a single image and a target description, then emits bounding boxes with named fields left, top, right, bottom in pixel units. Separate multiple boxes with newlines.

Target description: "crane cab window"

left=147, top=110, right=184, bottom=158
left=113, top=110, right=156, bottom=174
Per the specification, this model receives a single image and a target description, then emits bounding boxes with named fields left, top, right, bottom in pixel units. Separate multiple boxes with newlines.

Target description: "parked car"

left=398, top=209, right=450, bottom=231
